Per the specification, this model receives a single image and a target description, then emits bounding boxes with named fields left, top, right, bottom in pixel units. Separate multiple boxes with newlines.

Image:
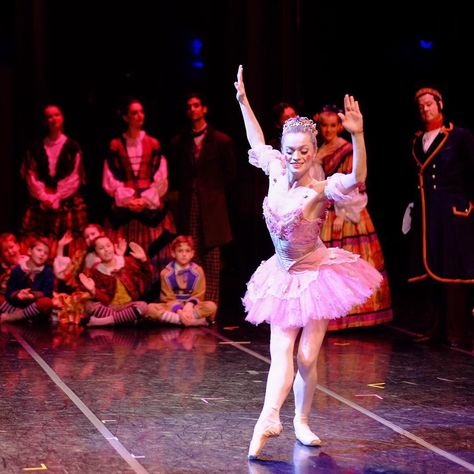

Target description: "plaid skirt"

left=20, top=194, right=88, bottom=257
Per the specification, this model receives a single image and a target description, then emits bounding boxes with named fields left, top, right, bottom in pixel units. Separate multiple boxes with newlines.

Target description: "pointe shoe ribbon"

left=293, top=418, right=321, bottom=446
left=247, top=422, right=283, bottom=460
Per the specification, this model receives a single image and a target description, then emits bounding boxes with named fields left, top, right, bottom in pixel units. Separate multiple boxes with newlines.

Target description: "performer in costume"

left=316, top=105, right=392, bottom=330
left=147, top=235, right=217, bottom=326
left=0, top=233, right=28, bottom=303
left=170, top=93, right=236, bottom=305
left=404, top=87, right=474, bottom=348
left=234, top=65, right=382, bottom=459
left=79, top=237, right=151, bottom=327
left=0, top=237, right=54, bottom=323
left=20, top=104, right=87, bottom=257
left=103, top=98, right=175, bottom=276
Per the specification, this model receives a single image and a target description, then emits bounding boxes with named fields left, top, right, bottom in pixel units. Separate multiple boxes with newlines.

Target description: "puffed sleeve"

left=334, top=192, right=368, bottom=223
left=55, top=153, right=82, bottom=201
left=102, top=160, right=135, bottom=207
left=53, top=255, right=71, bottom=280
left=324, top=173, right=360, bottom=203
left=248, top=145, right=283, bottom=176
left=140, top=155, right=169, bottom=209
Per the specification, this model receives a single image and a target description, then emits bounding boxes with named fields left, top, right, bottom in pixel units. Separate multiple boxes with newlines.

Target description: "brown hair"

left=415, top=87, right=443, bottom=112
left=29, top=236, right=51, bottom=251
left=415, top=87, right=442, bottom=102
left=315, top=104, right=343, bottom=124
left=171, top=235, right=195, bottom=252
left=84, top=223, right=104, bottom=236
left=91, top=234, right=111, bottom=249
left=0, top=233, right=18, bottom=247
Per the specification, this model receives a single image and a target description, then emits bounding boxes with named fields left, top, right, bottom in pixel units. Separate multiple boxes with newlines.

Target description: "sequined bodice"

left=263, top=197, right=326, bottom=270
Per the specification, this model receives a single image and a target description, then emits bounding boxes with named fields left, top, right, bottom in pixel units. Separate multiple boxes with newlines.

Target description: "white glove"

left=402, top=202, right=414, bottom=235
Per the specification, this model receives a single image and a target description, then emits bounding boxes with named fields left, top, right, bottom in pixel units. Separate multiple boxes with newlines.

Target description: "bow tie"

left=177, top=268, right=191, bottom=276
left=192, top=127, right=207, bottom=138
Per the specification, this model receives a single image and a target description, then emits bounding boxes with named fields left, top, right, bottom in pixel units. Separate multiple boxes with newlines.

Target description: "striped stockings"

left=84, top=301, right=147, bottom=326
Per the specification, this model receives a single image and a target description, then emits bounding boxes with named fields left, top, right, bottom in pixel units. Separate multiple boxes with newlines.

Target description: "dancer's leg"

left=248, top=323, right=300, bottom=459
left=84, top=301, right=146, bottom=327
left=293, top=318, right=328, bottom=445
left=0, top=298, right=52, bottom=323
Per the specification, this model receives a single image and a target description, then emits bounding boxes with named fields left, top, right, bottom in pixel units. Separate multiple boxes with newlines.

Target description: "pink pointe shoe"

left=247, top=421, right=283, bottom=460
left=293, top=417, right=321, bottom=446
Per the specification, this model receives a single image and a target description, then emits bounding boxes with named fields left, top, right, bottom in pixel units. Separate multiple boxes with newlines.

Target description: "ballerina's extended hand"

left=234, top=64, right=246, bottom=104
left=338, top=94, right=363, bottom=135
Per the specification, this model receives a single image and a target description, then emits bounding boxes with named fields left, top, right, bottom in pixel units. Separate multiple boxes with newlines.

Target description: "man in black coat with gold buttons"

left=405, top=87, right=474, bottom=348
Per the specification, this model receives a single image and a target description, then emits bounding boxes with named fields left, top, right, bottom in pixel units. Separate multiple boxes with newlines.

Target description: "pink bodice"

left=249, top=144, right=361, bottom=271
left=263, top=197, right=327, bottom=271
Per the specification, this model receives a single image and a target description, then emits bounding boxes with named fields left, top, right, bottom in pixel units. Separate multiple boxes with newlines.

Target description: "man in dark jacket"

left=405, top=87, right=474, bottom=348
left=170, top=93, right=236, bottom=307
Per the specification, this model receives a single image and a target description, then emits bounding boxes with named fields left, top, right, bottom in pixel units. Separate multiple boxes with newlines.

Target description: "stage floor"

left=1, top=320, right=473, bottom=473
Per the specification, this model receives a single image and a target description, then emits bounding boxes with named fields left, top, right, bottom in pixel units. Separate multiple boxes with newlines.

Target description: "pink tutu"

left=243, top=149, right=383, bottom=328
left=243, top=246, right=382, bottom=328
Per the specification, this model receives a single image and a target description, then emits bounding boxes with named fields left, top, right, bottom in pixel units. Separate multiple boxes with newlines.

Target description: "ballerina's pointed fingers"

left=343, top=94, right=351, bottom=109
left=344, top=94, right=355, bottom=110
left=343, top=96, right=352, bottom=114
left=352, top=98, right=361, bottom=113
left=237, top=64, right=243, bottom=83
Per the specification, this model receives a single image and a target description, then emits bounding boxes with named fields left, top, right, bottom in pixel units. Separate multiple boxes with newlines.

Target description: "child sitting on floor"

left=147, top=235, right=217, bottom=326
left=53, top=224, right=127, bottom=324
left=0, top=237, right=53, bottom=323
left=0, top=233, right=28, bottom=304
left=79, top=236, right=150, bottom=327
left=54, top=224, right=127, bottom=290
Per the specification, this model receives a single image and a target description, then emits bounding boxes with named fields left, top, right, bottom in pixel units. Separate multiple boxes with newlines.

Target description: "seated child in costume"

left=0, top=237, right=53, bottom=323
left=54, top=224, right=126, bottom=289
left=0, top=233, right=28, bottom=304
left=53, top=224, right=128, bottom=324
left=79, top=236, right=150, bottom=327
left=147, top=235, right=217, bottom=326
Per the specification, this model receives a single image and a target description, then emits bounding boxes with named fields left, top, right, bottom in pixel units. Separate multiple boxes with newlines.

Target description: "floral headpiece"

left=282, top=116, right=318, bottom=137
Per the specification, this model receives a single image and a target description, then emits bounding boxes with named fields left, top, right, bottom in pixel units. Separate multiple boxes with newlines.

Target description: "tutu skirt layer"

left=243, top=247, right=382, bottom=328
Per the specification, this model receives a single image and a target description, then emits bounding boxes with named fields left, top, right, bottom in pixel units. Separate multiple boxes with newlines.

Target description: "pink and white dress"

left=243, top=145, right=382, bottom=328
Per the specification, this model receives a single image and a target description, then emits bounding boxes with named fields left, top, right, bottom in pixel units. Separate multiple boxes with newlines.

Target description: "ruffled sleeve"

left=53, top=255, right=71, bottom=280
left=248, top=145, right=283, bottom=176
left=102, top=160, right=135, bottom=207
left=334, top=192, right=368, bottom=223
left=324, top=173, right=360, bottom=203
left=140, top=155, right=169, bottom=209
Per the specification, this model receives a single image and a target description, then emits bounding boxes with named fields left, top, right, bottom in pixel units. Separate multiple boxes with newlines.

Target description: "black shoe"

left=446, top=338, right=472, bottom=351
left=413, top=334, right=443, bottom=344
left=79, top=314, right=91, bottom=327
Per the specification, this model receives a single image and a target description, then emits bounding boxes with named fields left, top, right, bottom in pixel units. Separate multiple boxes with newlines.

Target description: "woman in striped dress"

left=20, top=104, right=88, bottom=257
left=103, top=98, right=175, bottom=280
left=316, top=105, right=392, bottom=330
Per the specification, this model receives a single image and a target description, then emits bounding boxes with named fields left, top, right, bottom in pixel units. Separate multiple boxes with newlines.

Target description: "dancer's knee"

left=296, top=352, right=318, bottom=371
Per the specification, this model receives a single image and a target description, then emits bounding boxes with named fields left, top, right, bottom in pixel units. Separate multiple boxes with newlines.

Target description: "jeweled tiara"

left=282, top=116, right=318, bottom=137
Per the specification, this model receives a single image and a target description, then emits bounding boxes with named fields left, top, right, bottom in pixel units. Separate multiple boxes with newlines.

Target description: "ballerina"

left=234, top=65, right=382, bottom=459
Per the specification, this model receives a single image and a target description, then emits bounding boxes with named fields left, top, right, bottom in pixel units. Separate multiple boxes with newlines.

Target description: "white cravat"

left=422, top=128, right=440, bottom=153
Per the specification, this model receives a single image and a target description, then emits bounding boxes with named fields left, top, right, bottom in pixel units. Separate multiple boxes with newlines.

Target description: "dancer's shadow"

left=247, top=442, right=337, bottom=474
left=292, top=443, right=339, bottom=473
